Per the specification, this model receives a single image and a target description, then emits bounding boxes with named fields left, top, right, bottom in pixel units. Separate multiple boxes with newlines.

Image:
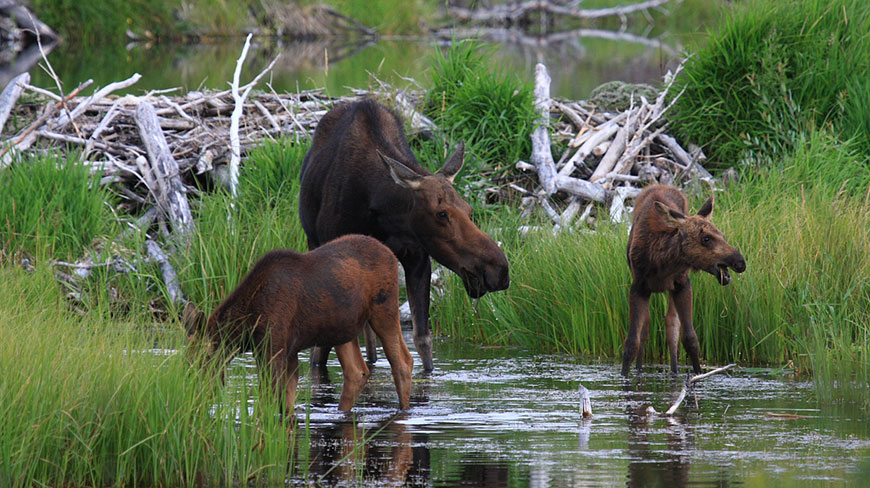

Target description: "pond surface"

left=227, top=330, right=870, bottom=487
left=30, top=33, right=685, bottom=101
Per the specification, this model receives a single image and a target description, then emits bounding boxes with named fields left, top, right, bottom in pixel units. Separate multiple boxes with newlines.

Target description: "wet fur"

left=298, top=99, right=509, bottom=371
left=622, top=185, right=746, bottom=376
left=185, top=235, right=413, bottom=412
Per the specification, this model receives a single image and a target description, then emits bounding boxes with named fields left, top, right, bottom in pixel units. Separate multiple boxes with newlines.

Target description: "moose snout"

left=730, top=253, right=746, bottom=273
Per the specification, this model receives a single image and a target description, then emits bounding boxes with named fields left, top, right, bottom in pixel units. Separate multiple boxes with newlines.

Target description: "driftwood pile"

left=510, top=62, right=715, bottom=232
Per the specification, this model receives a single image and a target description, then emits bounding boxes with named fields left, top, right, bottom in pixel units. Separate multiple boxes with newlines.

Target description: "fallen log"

left=134, top=101, right=195, bottom=242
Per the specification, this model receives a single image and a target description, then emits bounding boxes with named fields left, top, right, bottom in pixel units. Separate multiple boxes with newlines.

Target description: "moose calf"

left=184, top=234, right=413, bottom=412
left=622, top=184, right=746, bottom=376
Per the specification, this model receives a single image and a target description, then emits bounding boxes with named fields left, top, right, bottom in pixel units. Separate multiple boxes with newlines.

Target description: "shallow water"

left=224, top=330, right=870, bottom=487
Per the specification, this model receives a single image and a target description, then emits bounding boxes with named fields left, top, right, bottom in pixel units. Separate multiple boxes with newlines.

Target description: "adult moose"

left=184, top=235, right=413, bottom=412
left=299, top=99, right=510, bottom=372
left=622, top=184, right=746, bottom=376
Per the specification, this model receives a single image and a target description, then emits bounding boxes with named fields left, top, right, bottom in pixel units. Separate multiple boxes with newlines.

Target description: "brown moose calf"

left=184, top=234, right=413, bottom=412
left=622, top=184, right=746, bottom=376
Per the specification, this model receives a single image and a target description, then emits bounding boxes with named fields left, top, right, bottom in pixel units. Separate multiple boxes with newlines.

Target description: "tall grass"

left=0, top=265, right=295, bottom=487
left=0, top=153, right=117, bottom=261
left=181, top=138, right=309, bottom=311
left=423, top=40, right=538, bottom=175
left=670, top=0, right=870, bottom=167
left=433, top=130, right=870, bottom=403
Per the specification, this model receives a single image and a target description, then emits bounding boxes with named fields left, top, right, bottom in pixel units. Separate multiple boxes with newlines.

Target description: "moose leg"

left=622, top=283, right=651, bottom=376
left=403, top=254, right=434, bottom=372
left=673, top=278, right=702, bottom=374
left=335, top=339, right=370, bottom=412
left=665, top=294, right=681, bottom=374
left=363, top=325, right=379, bottom=364
left=309, top=345, right=331, bottom=367
left=369, top=309, right=413, bottom=410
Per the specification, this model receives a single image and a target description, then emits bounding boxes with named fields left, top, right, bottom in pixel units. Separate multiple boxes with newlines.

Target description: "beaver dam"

left=0, top=38, right=719, bottom=307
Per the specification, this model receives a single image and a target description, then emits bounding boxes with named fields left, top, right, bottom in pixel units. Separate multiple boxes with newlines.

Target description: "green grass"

left=432, top=129, right=870, bottom=404
left=0, top=265, right=295, bottom=487
left=0, top=153, right=117, bottom=262
left=423, top=40, right=538, bottom=175
left=669, top=0, right=870, bottom=167
left=180, top=138, right=310, bottom=312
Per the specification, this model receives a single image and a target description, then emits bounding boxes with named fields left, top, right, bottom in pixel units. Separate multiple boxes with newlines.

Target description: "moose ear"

left=697, top=196, right=714, bottom=219
left=378, top=150, right=423, bottom=190
left=435, top=141, right=465, bottom=184
left=183, top=301, right=205, bottom=338
left=654, top=201, right=686, bottom=228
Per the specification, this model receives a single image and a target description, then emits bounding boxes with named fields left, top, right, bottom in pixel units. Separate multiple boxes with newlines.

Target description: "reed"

left=0, top=265, right=295, bottom=487
left=179, top=138, right=310, bottom=312
left=0, top=153, right=117, bottom=262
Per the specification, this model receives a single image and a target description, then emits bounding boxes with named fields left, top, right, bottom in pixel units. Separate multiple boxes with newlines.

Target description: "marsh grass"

left=180, top=138, right=310, bottom=313
left=0, top=265, right=296, bottom=487
left=0, top=153, right=117, bottom=262
left=670, top=0, right=870, bottom=167
left=433, top=130, right=870, bottom=402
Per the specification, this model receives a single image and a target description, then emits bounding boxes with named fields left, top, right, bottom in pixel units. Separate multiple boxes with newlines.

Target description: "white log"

left=135, top=101, right=195, bottom=241
left=589, top=114, right=630, bottom=182
left=0, top=72, right=29, bottom=136
left=228, top=34, right=282, bottom=198
left=531, top=63, right=557, bottom=195
left=560, top=115, right=625, bottom=177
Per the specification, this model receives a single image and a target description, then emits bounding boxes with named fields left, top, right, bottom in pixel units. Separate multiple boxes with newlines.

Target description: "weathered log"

left=145, top=239, right=184, bottom=305
left=531, top=63, right=557, bottom=195
left=555, top=175, right=607, bottom=202
left=134, top=100, right=195, bottom=241
left=0, top=72, right=28, bottom=135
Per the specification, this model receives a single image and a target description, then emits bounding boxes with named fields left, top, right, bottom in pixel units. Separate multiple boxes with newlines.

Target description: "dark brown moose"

left=299, top=99, right=510, bottom=371
left=622, top=184, right=746, bottom=376
left=184, top=234, right=413, bottom=412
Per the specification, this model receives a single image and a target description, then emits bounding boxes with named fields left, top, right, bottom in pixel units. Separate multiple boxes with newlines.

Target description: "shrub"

left=669, top=0, right=870, bottom=167
left=424, top=40, right=538, bottom=175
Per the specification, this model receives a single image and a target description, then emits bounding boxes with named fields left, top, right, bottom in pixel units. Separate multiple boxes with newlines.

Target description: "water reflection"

left=30, top=32, right=681, bottom=102
left=624, top=376, right=693, bottom=488
left=303, top=414, right=420, bottom=487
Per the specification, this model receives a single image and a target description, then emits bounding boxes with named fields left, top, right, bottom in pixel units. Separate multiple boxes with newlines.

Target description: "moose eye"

left=436, top=211, right=448, bottom=220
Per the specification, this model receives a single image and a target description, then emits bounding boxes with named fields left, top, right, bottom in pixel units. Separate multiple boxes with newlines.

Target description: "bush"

left=669, top=0, right=870, bottom=167
left=424, top=40, right=538, bottom=175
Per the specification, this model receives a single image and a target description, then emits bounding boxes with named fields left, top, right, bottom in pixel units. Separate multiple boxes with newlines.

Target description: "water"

left=29, top=34, right=683, bottom=101
left=226, top=330, right=870, bottom=487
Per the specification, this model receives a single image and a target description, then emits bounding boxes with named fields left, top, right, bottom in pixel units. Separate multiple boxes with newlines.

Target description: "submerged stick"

left=664, top=363, right=736, bottom=415
left=578, top=383, right=593, bottom=418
